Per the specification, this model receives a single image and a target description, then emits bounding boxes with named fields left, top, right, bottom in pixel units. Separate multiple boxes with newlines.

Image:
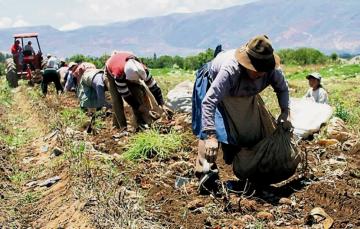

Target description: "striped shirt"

left=114, top=59, right=157, bottom=98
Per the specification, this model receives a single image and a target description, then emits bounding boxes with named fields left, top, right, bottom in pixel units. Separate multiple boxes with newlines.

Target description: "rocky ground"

left=0, top=83, right=359, bottom=228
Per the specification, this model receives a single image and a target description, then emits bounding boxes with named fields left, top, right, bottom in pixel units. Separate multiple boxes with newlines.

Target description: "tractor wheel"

left=32, top=69, right=43, bottom=84
left=41, top=58, right=48, bottom=70
left=5, top=58, right=19, bottom=88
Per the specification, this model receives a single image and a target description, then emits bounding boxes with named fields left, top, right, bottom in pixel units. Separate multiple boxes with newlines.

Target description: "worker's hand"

left=277, top=109, right=289, bottom=123
left=204, top=135, right=219, bottom=163
left=160, top=105, right=173, bottom=119
left=278, top=109, right=293, bottom=130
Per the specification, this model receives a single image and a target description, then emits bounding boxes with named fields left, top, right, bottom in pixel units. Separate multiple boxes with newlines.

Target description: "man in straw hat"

left=192, top=35, right=290, bottom=192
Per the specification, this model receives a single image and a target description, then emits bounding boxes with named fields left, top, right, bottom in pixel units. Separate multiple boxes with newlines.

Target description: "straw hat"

left=235, top=35, right=280, bottom=72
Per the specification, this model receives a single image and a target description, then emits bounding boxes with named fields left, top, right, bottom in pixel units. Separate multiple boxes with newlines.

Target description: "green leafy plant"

left=60, top=108, right=88, bottom=128
left=19, top=192, right=41, bottom=205
left=0, top=80, right=12, bottom=106
left=335, top=103, right=351, bottom=122
left=122, top=129, right=183, bottom=161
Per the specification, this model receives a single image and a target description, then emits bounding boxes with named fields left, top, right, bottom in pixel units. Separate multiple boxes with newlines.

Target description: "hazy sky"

left=0, top=0, right=256, bottom=30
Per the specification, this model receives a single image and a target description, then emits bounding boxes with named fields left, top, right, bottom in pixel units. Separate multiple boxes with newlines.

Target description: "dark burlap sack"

left=233, top=123, right=301, bottom=184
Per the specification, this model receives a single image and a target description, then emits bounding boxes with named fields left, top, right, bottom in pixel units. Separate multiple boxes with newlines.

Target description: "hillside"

left=0, top=0, right=359, bottom=56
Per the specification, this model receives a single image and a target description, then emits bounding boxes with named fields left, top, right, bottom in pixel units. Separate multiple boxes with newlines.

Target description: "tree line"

left=0, top=47, right=344, bottom=76
left=67, top=47, right=339, bottom=70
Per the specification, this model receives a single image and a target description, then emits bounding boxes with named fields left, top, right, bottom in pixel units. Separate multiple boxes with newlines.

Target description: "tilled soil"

left=1, top=86, right=359, bottom=228
left=62, top=92, right=360, bottom=228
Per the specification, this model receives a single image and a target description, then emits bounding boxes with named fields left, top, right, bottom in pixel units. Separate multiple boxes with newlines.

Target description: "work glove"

left=204, top=135, right=219, bottom=163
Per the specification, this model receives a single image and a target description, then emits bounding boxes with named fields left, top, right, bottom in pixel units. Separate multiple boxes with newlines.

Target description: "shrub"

left=335, top=103, right=351, bottom=122
left=330, top=53, right=338, bottom=61
left=68, top=54, right=110, bottom=69
left=277, top=48, right=328, bottom=65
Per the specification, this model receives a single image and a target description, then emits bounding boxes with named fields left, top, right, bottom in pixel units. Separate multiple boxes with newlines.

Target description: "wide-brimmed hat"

left=68, top=62, right=78, bottom=70
left=235, top=35, right=280, bottom=72
left=306, top=72, right=322, bottom=81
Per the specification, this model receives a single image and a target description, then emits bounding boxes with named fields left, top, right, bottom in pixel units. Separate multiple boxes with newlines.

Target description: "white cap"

left=306, top=72, right=322, bottom=81
left=124, top=59, right=146, bottom=81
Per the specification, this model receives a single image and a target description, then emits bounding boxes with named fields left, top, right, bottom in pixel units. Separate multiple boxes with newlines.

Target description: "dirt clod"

left=256, top=211, right=275, bottom=221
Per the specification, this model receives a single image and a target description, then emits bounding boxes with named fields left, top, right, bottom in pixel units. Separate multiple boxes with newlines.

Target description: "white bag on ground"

left=290, top=98, right=333, bottom=138
left=166, top=80, right=193, bottom=113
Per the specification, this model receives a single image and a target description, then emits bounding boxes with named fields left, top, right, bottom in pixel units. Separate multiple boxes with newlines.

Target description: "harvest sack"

left=232, top=124, right=301, bottom=184
left=224, top=96, right=301, bottom=184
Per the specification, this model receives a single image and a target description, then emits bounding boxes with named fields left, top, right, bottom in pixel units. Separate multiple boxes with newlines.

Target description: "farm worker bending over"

left=304, top=72, right=328, bottom=104
left=41, top=54, right=63, bottom=97
left=192, top=35, right=290, bottom=191
left=105, top=51, right=167, bottom=130
left=65, top=62, right=96, bottom=92
left=75, top=67, right=112, bottom=110
left=64, top=62, right=79, bottom=91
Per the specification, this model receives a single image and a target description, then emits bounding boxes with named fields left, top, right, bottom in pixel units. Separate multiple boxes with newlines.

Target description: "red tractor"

left=6, top=33, right=45, bottom=87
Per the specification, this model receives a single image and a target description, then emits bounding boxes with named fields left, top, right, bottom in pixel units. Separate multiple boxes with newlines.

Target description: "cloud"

left=0, top=0, right=257, bottom=29
left=60, top=0, right=257, bottom=25
left=59, top=22, right=82, bottom=31
left=12, top=19, right=30, bottom=27
left=0, top=17, right=29, bottom=28
left=0, top=17, right=12, bottom=28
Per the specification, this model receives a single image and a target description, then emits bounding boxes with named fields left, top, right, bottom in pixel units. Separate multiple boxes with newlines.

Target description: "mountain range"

left=1, top=0, right=359, bottom=57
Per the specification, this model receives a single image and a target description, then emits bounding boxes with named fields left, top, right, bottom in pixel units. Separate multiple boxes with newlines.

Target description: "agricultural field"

left=0, top=63, right=359, bottom=228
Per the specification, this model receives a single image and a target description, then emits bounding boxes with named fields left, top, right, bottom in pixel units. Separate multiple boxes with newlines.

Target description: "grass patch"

left=18, top=191, right=41, bottom=205
left=9, top=170, right=30, bottom=185
left=27, top=87, right=42, bottom=100
left=334, top=103, right=351, bottom=121
left=0, top=79, right=13, bottom=106
left=152, top=68, right=194, bottom=95
left=122, top=129, right=183, bottom=161
left=285, top=64, right=360, bottom=80
left=60, top=107, right=88, bottom=129
left=0, top=117, right=36, bottom=147
left=9, top=163, right=46, bottom=186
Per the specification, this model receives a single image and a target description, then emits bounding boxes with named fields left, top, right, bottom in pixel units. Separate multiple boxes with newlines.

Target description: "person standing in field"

left=304, top=72, right=328, bottom=104
left=41, top=54, right=63, bottom=97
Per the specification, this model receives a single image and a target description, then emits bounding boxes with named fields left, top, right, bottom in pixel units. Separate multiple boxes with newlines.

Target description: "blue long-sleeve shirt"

left=201, top=51, right=289, bottom=132
left=64, top=71, right=76, bottom=91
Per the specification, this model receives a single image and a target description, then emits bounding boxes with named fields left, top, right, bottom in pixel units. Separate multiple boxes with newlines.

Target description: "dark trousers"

left=41, top=69, right=63, bottom=95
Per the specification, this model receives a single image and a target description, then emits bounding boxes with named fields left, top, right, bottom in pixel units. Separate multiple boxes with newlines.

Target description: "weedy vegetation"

left=122, top=129, right=184, bottom=161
